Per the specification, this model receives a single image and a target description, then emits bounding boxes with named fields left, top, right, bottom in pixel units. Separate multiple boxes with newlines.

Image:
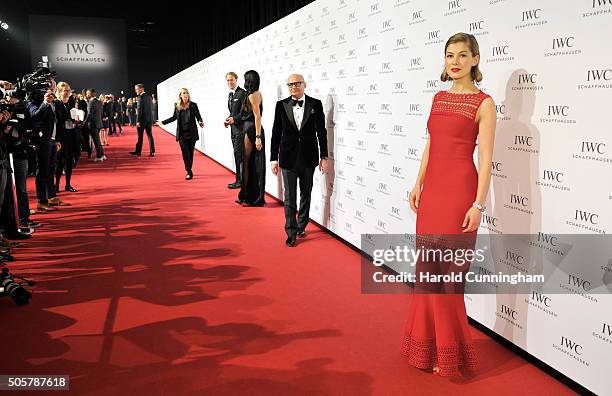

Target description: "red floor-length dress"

left=401, top=90, right=491, bottom=376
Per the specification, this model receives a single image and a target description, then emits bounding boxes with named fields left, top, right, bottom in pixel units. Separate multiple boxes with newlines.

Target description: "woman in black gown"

left=236, top=70, right=266, bottom=206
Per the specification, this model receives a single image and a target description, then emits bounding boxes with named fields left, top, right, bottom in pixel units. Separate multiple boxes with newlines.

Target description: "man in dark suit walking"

left=224, top=72, right=246, bottom=189
left=270, top=73, right=328, bottom=247
left=83, top=88, right=106, bottom=162
left=130, top=83, right=155, bottom=157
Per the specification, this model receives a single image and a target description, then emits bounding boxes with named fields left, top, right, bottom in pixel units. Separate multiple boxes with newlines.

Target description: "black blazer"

left=136, top=92, right=153, bottom=126
left=228, top=86, right=246, bottom=129
left=28, top=99, right=57, bottom=141
left=84, top=97, right=103, bottom=129
left=270, top=95, right=328, bottom=169
left=161, top=101, right=203, bottom=141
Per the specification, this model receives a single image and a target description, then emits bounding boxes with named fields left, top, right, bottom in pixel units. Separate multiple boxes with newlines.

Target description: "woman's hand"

left=255, top=136, right=262, bottom=151
left=409, top=185, right=421, bottom=214
left=462, top=207, right=482, bottom=233
left=198, top=121, right=204, bottom=128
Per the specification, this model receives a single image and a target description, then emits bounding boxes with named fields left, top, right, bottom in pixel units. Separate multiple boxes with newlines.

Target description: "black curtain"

left=0, top=0, right=315, bottom=94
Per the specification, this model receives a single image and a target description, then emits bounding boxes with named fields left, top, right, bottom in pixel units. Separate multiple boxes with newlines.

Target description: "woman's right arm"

left=409, top=139, right=430, bottom=214
left=160, top=108, right=177, bottom=125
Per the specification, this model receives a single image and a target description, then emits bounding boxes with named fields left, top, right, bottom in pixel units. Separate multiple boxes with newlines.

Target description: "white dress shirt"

left=292, top=95, right=305, bottom=130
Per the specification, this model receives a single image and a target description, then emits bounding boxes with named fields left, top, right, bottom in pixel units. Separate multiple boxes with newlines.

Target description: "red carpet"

left=1, top=126, right=576, bottom=395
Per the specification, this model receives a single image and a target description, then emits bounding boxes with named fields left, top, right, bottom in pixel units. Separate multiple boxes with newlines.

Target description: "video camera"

left=4, top=65, right=57, bottom=103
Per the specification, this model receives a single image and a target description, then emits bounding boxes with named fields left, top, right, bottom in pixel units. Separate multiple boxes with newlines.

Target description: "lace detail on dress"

left=401, top=334, right=477, bottom=377
left=430, top=91, right=490, bottom=121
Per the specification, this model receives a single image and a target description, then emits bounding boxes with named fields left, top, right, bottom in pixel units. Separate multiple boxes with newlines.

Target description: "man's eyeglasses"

left=287, top=81, right=304, bottom=88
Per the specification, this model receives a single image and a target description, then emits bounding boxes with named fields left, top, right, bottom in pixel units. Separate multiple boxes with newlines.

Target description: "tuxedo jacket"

left=161, top=102, right=203, bottom=141
left=228, top=86, right=246, bottom=117
left=136, top=92, right=153, bottom=126
left=270, top=95, right=328, bottom=169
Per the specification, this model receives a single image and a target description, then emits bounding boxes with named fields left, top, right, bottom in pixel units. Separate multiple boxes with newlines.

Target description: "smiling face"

left=226, top=74, right=237, bottom=90
left=444, top=41, right=479, bottom=81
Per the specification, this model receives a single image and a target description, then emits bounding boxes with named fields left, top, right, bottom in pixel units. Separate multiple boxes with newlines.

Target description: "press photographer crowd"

left=0, top=65, right=139, bottom=305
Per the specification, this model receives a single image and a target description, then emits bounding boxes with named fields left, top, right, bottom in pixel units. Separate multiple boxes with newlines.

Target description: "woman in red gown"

left=403, top=33, right=496, bottom=376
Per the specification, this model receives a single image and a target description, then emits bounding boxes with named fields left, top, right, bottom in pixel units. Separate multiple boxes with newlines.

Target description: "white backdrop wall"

left=158, top=1, right=612, bottom=393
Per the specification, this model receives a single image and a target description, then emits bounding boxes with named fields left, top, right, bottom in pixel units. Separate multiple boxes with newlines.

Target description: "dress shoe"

left=0, top=253, right=16, bottom=262
left=235, top=199, right=245, bottom=204
left=5, top=230, right=32, bottom=240
left=129, top=151, right=141, bottom=156
left=285, top=236, right=297, bottom=247
left=65, top=186, right=78, bottom=192
left=49, top=197, right=71, bottom=206
left=243, top=201, right=265, bottom=207
left=185, top=173, right=193, bottom=180
left=37, top=203, right=57, bottom=212
left=297, top=230, right=306, bottom=238
left=149, top=153, right=155, bottom=157
left=0, top=238, right=19, bottom=248
left=227, top=182, right=241, bottom=189
left=19, top=219, right=42, bottom=228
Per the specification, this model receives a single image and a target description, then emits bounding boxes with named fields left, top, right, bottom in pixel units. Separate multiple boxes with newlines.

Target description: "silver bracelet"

left=472, top=202, right=486, bottom=213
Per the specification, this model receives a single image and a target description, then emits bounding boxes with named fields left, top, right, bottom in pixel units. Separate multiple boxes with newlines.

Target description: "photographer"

left=0, top=89, right=41, bottom=230
left=28, top=86, right=63, bottom=212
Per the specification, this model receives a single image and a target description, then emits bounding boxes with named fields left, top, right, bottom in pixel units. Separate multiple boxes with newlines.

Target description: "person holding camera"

left=28, top=88, right=62, bottom=212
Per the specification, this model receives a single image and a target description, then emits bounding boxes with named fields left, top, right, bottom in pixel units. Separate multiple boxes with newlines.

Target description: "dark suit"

left=84, top=97, right=104, bottom=158
left=112, top=101, right=123, bottom=133
left=270, top=95, right=328, bottom=237
left=134, top=92, right=155, bottom=154
left=28, top=98, right=58, bottom=203
left=228, top=86, right=246, bottom=182
left=161, top=102, right=203, bottom=173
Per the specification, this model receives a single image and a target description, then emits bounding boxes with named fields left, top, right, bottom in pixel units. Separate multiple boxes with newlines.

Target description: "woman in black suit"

left=157, top=88, right=204, bottom=180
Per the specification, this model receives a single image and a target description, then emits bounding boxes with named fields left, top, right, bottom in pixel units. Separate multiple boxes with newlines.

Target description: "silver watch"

left=472, top=202, right=486, bottom=213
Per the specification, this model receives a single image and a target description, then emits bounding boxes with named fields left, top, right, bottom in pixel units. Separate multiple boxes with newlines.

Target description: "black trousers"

left=83, top=127, right=104, bottom=158
left=178, top=137, right=196, bottom=173
left=56, top=129, right=76, bottom=189
left=13, top=156, right=30, bottom=224
left=135, top=124, right=155, bottom=154
left=35, top=139, right=53, bottom=204
left=110, top=117, right=122, bottom=134
left=281, top=165, right=315, bottom=238
left=230, top=125, right=242, bottom=182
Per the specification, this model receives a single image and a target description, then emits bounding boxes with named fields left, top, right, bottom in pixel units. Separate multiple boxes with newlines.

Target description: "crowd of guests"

left=0, top=73, right=152, bottom=264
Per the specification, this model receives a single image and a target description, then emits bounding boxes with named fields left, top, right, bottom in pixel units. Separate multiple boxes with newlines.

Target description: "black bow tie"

left=291, top=99, right=304, bottom=107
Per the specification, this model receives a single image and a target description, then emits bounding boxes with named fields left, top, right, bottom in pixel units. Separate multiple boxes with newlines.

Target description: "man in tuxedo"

left=130, top=83, right=155, bottom=157
left=224, top=72, right=246, bottom=189
left=83, top=88, right=106, bottom=162
left=270, top=74, right=328, bottom=247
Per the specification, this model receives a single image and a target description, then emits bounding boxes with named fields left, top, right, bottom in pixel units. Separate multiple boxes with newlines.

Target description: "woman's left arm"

left=462, top=97, right=496, bottom=232
left=193, top=103, right=204, bottom=127
left=250, top=92, right=263, bottom=151
left=474, top=97, right=496, bottom=206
